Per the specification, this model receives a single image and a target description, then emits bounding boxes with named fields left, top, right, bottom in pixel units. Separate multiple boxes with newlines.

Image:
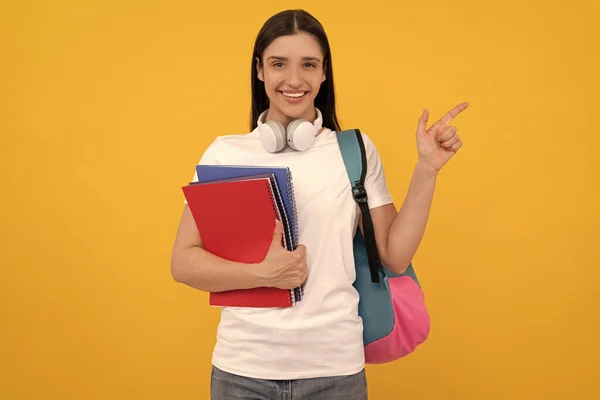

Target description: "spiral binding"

left=265, top=179, right=297, bottom=307
left=284, top=169, right=304, bottom=302
left=285, top=169, right=299, bottom=249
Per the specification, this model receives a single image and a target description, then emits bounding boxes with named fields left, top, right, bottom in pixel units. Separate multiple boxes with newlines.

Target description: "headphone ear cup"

left=259, top=120, right=286, bottom=153
left=287, top=119, right=316, bottom=151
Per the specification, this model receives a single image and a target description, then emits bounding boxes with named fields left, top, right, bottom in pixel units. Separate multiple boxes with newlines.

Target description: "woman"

left=171, top=8, right=467, bottom=400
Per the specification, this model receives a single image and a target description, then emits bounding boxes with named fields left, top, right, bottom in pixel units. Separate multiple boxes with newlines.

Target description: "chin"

left=274, top=96, right=317, bottom=120
left=280, top=107, right=308, bottom=119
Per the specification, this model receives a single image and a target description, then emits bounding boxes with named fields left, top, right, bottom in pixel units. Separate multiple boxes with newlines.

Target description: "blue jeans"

left=210, top=365, right=368, bottom=400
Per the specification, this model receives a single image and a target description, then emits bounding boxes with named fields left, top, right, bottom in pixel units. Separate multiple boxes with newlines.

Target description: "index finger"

left=433, top=102, right=469, bottom=128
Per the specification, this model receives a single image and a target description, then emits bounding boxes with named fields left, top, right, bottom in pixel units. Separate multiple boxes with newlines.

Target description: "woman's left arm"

left=369, top=102, right=469, bottom=274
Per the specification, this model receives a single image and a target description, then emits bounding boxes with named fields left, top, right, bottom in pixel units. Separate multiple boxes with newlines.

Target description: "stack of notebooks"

left=182, top=165, right=303, bottom=308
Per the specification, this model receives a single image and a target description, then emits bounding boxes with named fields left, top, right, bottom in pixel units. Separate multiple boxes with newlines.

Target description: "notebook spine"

left=265, top=179, right=296, bottom=307
left=285, top=170, right=299, bottom=249
left=285, top=169, right=303, bottom=303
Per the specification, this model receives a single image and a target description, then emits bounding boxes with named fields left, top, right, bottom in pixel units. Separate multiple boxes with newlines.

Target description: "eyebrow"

left=267, top=56, right=322, bottom=62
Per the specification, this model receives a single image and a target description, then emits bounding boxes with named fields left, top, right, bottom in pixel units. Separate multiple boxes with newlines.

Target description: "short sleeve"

left=362, top=133, right=394, bottom=209
left=183, top=139, right=223, bottom=204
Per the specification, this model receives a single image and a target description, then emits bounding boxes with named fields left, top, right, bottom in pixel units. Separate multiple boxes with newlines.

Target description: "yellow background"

left=2, top=0, right=599, bottom=399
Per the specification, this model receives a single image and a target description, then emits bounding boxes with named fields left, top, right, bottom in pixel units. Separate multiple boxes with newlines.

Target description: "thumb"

left=270, top=219, right=284, bottom=249
left=416, top=109, right=429, bottom=138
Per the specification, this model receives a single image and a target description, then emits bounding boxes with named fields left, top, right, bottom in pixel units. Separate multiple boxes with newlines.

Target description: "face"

left=257, top=31, right=326, bottom=128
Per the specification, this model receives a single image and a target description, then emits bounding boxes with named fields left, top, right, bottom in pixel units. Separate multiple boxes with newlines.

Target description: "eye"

left=272, top=62, right=284, bottom=68
left=304, top=62, right=317, bottom=68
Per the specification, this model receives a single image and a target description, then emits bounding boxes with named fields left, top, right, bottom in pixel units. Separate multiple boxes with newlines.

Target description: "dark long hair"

left=250, top=9, right=341, bottom=132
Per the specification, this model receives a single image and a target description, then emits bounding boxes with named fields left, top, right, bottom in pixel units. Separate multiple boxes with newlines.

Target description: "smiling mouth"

left=280, top=91, right=307, bottom=98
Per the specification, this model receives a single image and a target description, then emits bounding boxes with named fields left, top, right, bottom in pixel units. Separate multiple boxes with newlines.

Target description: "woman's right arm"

left=170, top=206, right=307, bottom=292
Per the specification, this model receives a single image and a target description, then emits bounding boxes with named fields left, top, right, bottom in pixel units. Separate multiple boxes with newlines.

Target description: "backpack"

left=335, top=128, right=431, bottom=364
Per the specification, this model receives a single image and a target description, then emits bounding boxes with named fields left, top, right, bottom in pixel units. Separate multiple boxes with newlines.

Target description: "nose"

left=286, top=66, right=302, bottom=88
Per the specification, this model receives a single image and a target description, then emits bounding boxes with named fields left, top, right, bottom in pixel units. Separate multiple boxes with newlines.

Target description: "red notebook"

left=182, top=177, right=294, bottom=308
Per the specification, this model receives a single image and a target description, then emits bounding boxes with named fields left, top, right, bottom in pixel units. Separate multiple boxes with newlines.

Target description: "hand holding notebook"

left=182, top=169, right=304, bottom=308
left=257, top=219, right=307, bottom=290
left=193, top=164, right=305, bottom=304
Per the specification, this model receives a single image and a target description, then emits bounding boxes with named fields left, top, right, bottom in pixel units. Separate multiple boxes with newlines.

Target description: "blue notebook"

left=194, top=165, right=303, bottom=302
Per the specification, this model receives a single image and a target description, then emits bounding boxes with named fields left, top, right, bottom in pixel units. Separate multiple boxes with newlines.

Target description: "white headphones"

left=257, top=108, right=323, bottom=153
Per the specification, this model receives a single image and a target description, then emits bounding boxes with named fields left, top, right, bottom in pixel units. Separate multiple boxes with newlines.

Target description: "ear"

left=256, top=57, right=264, bottom=82
left=321, top=60, right=327, bottom=82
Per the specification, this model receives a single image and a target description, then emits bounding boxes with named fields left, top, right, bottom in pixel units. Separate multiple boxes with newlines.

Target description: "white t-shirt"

left=187, top=126, right=394, bottom=380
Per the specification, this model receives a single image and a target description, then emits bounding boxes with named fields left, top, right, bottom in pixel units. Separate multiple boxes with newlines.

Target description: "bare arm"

left=365, top=103, right=468, bottom=274
left=170, top=206, right=307, bottom=292
left=366, top=161, right=437, bottom=274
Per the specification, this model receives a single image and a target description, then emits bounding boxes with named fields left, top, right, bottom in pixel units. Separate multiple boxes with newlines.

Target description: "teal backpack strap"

left=336, top=129, right=382, bottom=283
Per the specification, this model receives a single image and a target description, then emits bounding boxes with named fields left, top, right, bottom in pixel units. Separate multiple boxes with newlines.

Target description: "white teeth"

left=283, top=92, right=305, bottom=98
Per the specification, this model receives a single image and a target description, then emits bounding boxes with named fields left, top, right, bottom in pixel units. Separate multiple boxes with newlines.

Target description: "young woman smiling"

left=171, top=8, right=468, bottom=400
